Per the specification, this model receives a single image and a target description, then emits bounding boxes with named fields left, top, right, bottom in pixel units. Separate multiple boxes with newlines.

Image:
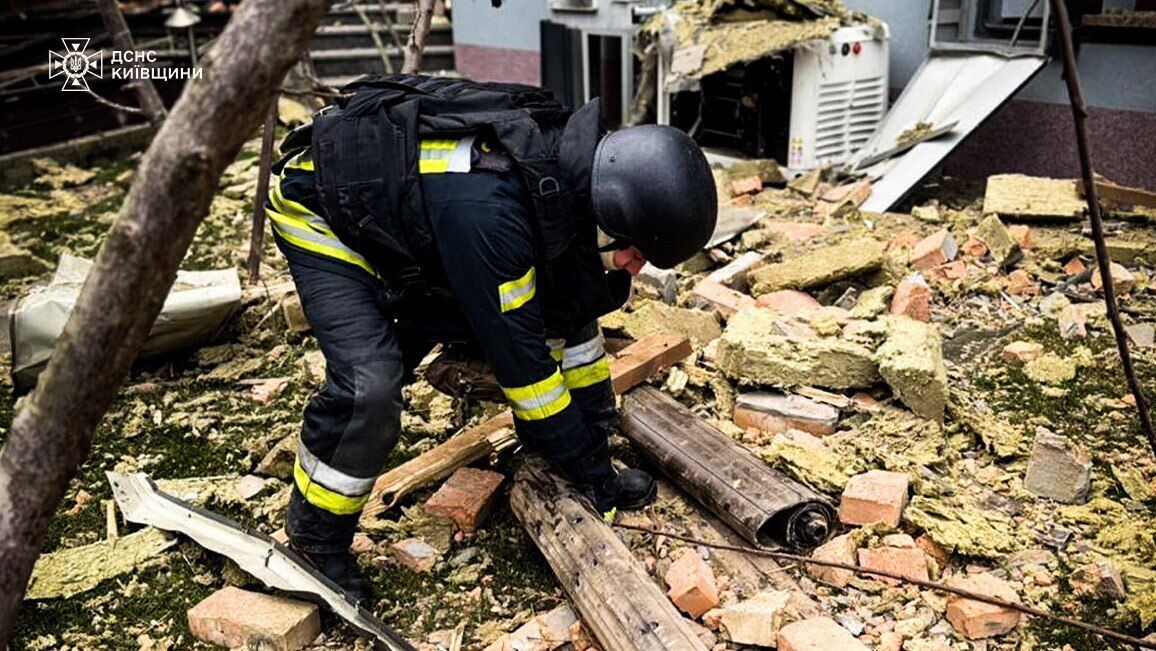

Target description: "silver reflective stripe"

left=509, top=381, right=568, bottom=412
left=271, top=218, right=370, bottom=265
left=562, top=333, right=606, bottom=370
left=499, top=278, right=535, bottom=309
left=296, top=439, right=376, bottom=497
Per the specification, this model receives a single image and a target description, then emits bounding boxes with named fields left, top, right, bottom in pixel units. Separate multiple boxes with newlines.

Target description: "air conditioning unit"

left=658, top=23, right=890, bottom=171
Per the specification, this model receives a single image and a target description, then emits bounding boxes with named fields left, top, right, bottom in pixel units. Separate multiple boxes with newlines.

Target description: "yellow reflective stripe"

left=420, top=139, right=458, bottom=150
left=270, top=180, right=323, bottom=224
left=548, top=338, right=565, bottom=362
left=503, top=369, right=572, bottom=421
left=419, top=158, right=450, bottom=174
left=293, top=459, right=370, bottom=515
left=562, top=356, right=611, bottom=390
left=284, top=150, right=314, bottom=172
left=499, top=267, right=536, bottom=313
left=270, top=211, right=379, bottom=278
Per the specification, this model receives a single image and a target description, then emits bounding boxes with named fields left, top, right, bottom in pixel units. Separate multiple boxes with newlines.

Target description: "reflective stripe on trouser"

left=267, top=174, right=377, bottom=277
left=560, top=331, right=611, bottom=390
left=419, top=136, right=474, bottom=174
left=498, top=267, right=535, bottom=313
left=502, top=368, right=572, bottom=421
left=293, top=439, right=376, bottom=515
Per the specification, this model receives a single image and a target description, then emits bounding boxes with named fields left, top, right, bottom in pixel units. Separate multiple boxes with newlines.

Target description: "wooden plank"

left=510, top=459, right=708, bottom=651
left=1078, top=177, right=1156, bottom=210
left=361, top=333, right=693, bottom=520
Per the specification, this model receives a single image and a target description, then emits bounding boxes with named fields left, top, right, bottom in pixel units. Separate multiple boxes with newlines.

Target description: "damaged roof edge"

left=106, top=472, right=416, bottom=651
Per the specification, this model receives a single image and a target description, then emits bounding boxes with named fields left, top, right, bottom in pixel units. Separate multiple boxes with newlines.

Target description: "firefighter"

left=267, top=74, right=717, bottom=604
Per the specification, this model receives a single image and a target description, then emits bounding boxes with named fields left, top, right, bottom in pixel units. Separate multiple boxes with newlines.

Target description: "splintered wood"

left=982, top=174, right=1086, bottom=220
left=361, top=333, right=693, bottom=520
left=510, top=459, right=708, bottom=651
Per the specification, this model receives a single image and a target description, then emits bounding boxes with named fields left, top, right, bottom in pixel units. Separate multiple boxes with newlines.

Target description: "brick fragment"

left=838, top=469, right=909, bottom=527
left=424, top=467, right=504, bottom=534
left=755, top=289, right=822, bottom=316
left=1058, top=304, right=1088, bottom=340
left=717, top=591, right=793, bottom=647
left=1091, top=262, right=1137, bottom=294
left=911, top=229, right=958, bottom=271
left=915, top=534, right=951, bottom=567
left=350, top=532, right=375, bottom=556
left=960, top=236, right=989, bottom=258
left=765, top=222, right=827, bottom=244
left=730, top=175, right=763, bottom=196
left=928, top=260, right=966, bottom=282
left=1070, top=562, right=1127, bottom=600
left=484, top=605, right=577, bottom=651
left=1004, top=269, right=1038, bottom=296
left=1063, top=257, right=1086, bottom=276
left=187, top=587, right=320, bottom=651
left=664, top=549, right=719, bottom=619
left=807, top=533, right=856, bottom=588
left=945, top=573, right=1022, bottom=639
left=778, top=617, right=868, bottom=651
left=890, top=274, right=931, bottom=321
left=1023, top=429, right=1091, bottom=503
left=856, top=546, right=929, bottom=586
left=569, top=619, right=602, bottom=651
left=1008, top=224, right=1033, bottom=250
left=390, top=537, right=441, bottom=573
left=734, top=391, right=839, bottom=437
left=1001, top=341, right=1044, bottom=365
left=693, top=279, right=757, bottom=317
left=887, top=233, right=922, bottom=252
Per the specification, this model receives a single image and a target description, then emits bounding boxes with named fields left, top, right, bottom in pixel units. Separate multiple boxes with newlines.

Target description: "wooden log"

left=621, top=387, right=835, bottom=550
left=361, top=333, right=692, bottom=520
left=510, top=458, right=708, bottom=651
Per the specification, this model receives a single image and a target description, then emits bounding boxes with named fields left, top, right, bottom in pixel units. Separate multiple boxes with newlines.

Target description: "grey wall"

left=452, top=0, right=550, bottom=51
left=844, top=0, right=1155, bottom=113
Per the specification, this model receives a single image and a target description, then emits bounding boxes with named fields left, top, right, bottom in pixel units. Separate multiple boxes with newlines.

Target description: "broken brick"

left=693, top=279, right=757, bottom=317
left=765, top=222, right=827, bottom=244
left=755, top=289, right=822, bottom=316
left=856, top=546, right=929, bottom=586
left=945, top=573, right=1022, bottom=639
left=390, top=537, right=441, bottom=573
left=717, top=591, right=793, bottom=647
left=187, top=587, right=320, bottom=651
left=807, top=533, right=856, bottom=588
left=1008, top=224, right=1033, bottom=250
left=910, top=229, right=958, bottom=271
left=1058, top=304, right=1088, bottom=340
left=730, top=175, right=763, bottom=196
left=890, top=274, right=931, bottom=321
left=664, top=549, right=720, bottom=619
left=1070, top=562, right=1127, bottom=600
left=928, top=260, right=966, bottom=282
left=915, top=534, right=951, bottom=567
left=733, top=392, right=839, bottom=437
left=960, top=236, right=989, bottom=258
left=1001, top=341, right=1044, bottom=365
left=838, top=469, right=909, bottom=527
left=1063, top=257, right=1086, bottom=276
left=1091, top=262, right=1138, bottom=295
left=1004, top=269, right=1038, bottom=296
left=778, top=617, right=868, bottom=651
left=424, top=467, right=505, bottom=534
left=1023, top=429, right=1091, bottom=503
left=887, top=233, right=921, bottom=252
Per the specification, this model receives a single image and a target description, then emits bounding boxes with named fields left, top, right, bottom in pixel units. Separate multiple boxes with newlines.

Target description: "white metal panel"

left=857, top=53, right=1046, bottom=212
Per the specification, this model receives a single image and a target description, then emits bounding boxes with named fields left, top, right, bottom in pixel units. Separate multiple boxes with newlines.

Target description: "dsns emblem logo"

left=48, top=38, right=103, bottom=91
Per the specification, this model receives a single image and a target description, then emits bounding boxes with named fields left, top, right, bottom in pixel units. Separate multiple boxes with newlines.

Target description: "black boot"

left=290, top=543, right=375, bottom=608
left=556, top=441, right=657, bottom=513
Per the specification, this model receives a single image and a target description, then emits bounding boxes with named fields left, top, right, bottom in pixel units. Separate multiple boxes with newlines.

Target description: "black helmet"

left=591, top=125, right=717, bottom=269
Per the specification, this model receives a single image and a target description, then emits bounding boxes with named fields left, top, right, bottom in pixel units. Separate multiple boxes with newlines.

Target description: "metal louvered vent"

left=814, top=75, right=887, bottom=163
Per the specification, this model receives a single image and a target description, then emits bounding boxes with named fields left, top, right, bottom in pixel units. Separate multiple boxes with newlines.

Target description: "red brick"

left=188, top=587, right=320, bottom=651
left=424, top=467, right=504, bottom=534
left=856, top=546, right=929, bottom=586
left=911, top=229, right=959, bottom=270
left=730, top=175, right=763, bottom=196
left=570, top=619, right=601, bottom=651
left=1008, top=224, right=1033, bottom=250
left=807, top=533, right=856, bottom=588
left=664, top=549, right=720, bottom=619
left=928, top=260, right=966, bottom=282
left=756, top=289, right=821, bottom=316
left=765, top=222, right=827, bottom=244
left=694, top=279, right=756, bottom=317
left=1091, top=262, right=1137, bottom=294
left=727, top=193, right=755, bottom=207
left=820, top=179, right=873, bottom=206
left=734, top=392, right=839, bottom=437
left=1063, top=257, right=1086, bottom=276
left=838, top=469, right=909, bottom=527
left=886, top=233, right=921, bottom=252
left=390, top=537, right=441, bottom=573
left=890, top=274, right=931, bottom=321
left=1004, top=269, right=1038, bottom=296
left=960, top=236, right=989, bottom=257
left=778, top=617, right=868, bottom=651
left=945, top=573, right=1022, bottom=639
left=1001, top=341, right=1044, bottom=365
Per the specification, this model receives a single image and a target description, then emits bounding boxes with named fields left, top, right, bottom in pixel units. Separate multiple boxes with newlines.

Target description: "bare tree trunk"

left=94, top=0, right=167, bottom=123
left=401, top=0, right=437, bottom=73
left=0, top=0, right=333, bottom=639
left=247, top=97, right=279, bottom=283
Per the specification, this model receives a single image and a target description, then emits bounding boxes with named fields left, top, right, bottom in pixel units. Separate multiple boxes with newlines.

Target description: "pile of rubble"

left=4, top=140, right=1156, bottom=651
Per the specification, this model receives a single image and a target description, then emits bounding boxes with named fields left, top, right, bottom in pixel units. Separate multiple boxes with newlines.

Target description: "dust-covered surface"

left=3, top=138, right=1156, bottom=651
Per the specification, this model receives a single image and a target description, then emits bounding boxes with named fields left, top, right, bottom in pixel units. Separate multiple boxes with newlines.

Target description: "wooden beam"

left=361, top=333, right=692, bottom=520
left=510, top=458, right=708, bottom=651
left=1078, top=176, right=1156, bottom=210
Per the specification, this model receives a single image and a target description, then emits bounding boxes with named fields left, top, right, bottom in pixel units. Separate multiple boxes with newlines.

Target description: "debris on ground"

left=187, top=586, right=321, bottom=651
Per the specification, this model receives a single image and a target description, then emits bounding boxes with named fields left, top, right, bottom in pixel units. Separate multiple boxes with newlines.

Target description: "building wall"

left=453, top=0, right=1156, bottom=187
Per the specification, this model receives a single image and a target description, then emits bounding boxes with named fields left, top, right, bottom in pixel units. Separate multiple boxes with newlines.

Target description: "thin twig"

left=613, top=523, right=1156, bottom=649
left=1048, top=0, right=1156, bottom=458
left=83, top=87, right=147, bottom=116
left=247, top=96, right=279, bottom=284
